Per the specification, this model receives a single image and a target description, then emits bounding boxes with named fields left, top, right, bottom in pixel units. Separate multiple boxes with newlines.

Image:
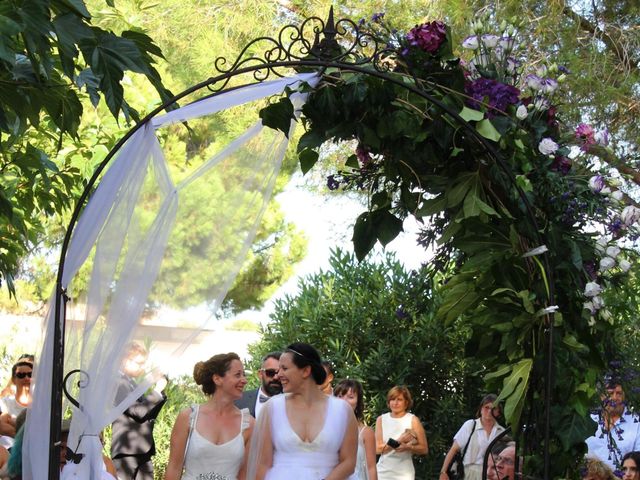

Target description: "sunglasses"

left=262, top=368, right=279, bottom=377
left=16, top=371, right=32, bottom=379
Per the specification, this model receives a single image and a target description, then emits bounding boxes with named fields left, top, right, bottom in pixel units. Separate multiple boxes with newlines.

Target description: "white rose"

left=584, top=281, right=602, bottom=297
left=538, top=138, right=559, bottom=156
left=481, top=34, right=499, bottom=48
left=621, top=205, right=640, bottom=226
left=611, top=190, right=624, bottom=202
left=525, top=74, right=544, bottom=91
left=588, top=175, right=605, bottom=193
left=516, top=105, right=528, bottom=120
left=462, top=35, right=479, bottom=49
left=605, top=246, right=621, bottom=258
left=592, top=296, right=604, bottom=310
left=619, top=259, right=632, bottom=273
left=595, top=237, right=608, bottom=253
left=595, top=129, right=609, bottom=146
left=599, top=256, right=616, bottom=272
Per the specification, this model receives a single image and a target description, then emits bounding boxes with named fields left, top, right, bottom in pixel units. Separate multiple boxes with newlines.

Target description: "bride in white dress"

left=247, top=343, right=358, bottom=480
left=165, top=353, right=255, bottom=480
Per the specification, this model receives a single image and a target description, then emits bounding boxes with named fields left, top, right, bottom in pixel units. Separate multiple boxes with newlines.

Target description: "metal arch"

left=48, top=8, right=556, bottom=479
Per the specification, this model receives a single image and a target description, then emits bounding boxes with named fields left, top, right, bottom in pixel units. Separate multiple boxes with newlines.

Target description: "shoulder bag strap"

left=181, top=404, right=198, bottom=476
left=461, top=419, right=477, bottom=459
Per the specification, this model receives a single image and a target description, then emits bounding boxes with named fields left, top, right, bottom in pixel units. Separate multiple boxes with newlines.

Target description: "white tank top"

left=376, top=412, right=416, bottom=480
left=182, top=406, right=250, bottom=480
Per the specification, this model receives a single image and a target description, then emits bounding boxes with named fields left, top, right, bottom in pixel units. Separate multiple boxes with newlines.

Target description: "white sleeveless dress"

left=266, top=394, right=350, bottom=480
left=376, top=412, right=416, bottom=480
left=182, top=406, right=250, bottom=480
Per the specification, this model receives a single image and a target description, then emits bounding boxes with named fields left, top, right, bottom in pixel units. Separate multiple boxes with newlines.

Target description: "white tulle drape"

left=22, top=72, right=319, bottom=480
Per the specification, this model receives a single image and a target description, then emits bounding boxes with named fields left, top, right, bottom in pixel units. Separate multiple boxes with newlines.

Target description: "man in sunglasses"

left=235, top=351, right=282, bottom=417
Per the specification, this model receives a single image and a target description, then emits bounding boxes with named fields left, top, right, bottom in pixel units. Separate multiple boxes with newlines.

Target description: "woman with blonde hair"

left=165, top=352, right=254, bottom=480
left=375, top=386, right=428, bottom=480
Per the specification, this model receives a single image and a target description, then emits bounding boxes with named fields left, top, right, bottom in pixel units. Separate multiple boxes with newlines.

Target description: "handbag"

left=446, top=419, right=477, bottom=480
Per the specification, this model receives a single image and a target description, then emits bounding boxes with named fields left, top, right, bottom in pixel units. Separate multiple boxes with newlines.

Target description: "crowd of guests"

left=0, top=344, right=639, bottom=480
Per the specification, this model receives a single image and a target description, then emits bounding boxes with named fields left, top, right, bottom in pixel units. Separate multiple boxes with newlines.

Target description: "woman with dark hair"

left=247, top=342, right=358, bottom=480
left=334, top=379, right=377, bottom=480
left=440, top=394, right=505, bottom=480
left=621, top=452, right=640, bottom=480
left=375, top=386, right=428, bottom=480
left=164, top=352, right=254, bottom=480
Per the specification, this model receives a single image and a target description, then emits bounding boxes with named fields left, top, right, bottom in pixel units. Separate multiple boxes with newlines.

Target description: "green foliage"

left=256, top=11, right=639, bottom=477
left=249, top=248, right=485, bottom=478
left=0, top=0, right=174, bottom=294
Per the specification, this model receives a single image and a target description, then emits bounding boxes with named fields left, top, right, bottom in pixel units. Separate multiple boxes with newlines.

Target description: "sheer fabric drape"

left=23, top=72, right=319, bottom=480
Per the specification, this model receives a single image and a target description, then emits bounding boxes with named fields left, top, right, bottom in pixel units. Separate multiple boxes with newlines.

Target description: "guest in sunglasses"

left=235, top=352, right=282, bottom=418
left=0, top=360, right=32, bottom=419
left=0, top=354, right=34, bottom=398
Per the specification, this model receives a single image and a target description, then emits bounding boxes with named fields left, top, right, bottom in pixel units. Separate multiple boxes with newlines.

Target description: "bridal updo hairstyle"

left=193, top=352, right=240, bottom=396
left=286, top=342, right=327, bottom=385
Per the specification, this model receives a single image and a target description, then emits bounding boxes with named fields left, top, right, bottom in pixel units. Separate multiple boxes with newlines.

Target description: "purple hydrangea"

left=406, top=21, right=447, bottom=54
left=465, top=78, right=521, bottom=116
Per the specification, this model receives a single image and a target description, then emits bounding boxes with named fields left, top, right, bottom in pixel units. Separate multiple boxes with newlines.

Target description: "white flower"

left=601, top=186, right=611, bottom=195
left=595, top=237, right=608, bottom=253
left=525, top=74, right=544, bottom=91
left=506, top=57, right=519, bottom=74
left=621, top=205, right=640, bottom=226
left=462, top=35, right=479, bottom=49
left=588, top=175, right=605, bottom=193
left=536, top=65, right=548, bottom=77
left=522, top=245, right=548, bottom=257
left=542, top=78, right=559, bottom=93
left=599, top=256, right=616, bottom=272
left=595, top=129, right=609, bottom=146
left=592, top=296, right=605, bottom=310
left=516, top=105, right=528, bottom=120
left=584, top=281, right=602, bottom=297
left=499, top=36, right=516, bottom=50
left=481, top=34, right=499, bottom=48
left=538, top=138, right=559, bottom=156
left=600, top=309, right=613, bottom=324
left=611, top=190, right=624, bottom=202
left=533, top=97, right=550, bottom=110
left=588, top=316, right=596, bottom=327
left=583, top=301, right=595, bottom=314
left=605, top=246, right=621, bottom=258
left=619, top=259, right=632, bottom=273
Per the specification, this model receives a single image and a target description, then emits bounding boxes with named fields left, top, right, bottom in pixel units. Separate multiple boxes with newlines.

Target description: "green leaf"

left=495, top=358, right=532, bottom=430
left=299, top=149, right=319, bottom=174
left=352, top=212, right=377, bottom=261
left=258, top=97, right=294, bottom=138
left=551, top=407, right=598, bottom=451
left=446, top=172, right=477, bottom=207
left=417, top=195, right=446, bottom=217
left=437, top=280, right=480, bottom=324
left=297, top=129, right=325, bottom=153
left=459, top=106, right=484, bottom=122
left=562, top=334, right=589, bottom=354
left=345, top=154, right=359, bottom=170
left=374, top=211, right=403, bottom=246
left=476, top=118, right=501, bottom=142
left=57, top=0, right=91, bottom=18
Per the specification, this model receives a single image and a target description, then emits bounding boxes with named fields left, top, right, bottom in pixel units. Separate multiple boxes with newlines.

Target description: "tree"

left=0, top=0, right=174, bottom=293
left=249, top=248, right=485, bottom=478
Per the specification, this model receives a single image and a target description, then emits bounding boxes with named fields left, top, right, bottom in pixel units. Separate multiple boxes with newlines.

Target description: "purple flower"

left=356, top=144, right=372, bottom=166
left=609, top=217, right=624, bottom=234
left=576, top=123, right=596, bottom=151
left=396, top=307, right=409, bottom=319
left=465, top=78, right=520, bottom=116
left=327, top=175, right=340, bottom=191
left=406, top=21, right=447, bottom=54
left=371, top=12, right=385, bottom=22
left=551, top=155, right=571, bottom=174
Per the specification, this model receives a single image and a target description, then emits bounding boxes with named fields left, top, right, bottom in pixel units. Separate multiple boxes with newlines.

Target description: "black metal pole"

left=47, top=287, right=66, bottom=480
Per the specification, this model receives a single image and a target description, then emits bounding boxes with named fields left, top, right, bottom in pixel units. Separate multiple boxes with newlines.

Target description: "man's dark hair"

left=261, top=351, right=282, bottom=364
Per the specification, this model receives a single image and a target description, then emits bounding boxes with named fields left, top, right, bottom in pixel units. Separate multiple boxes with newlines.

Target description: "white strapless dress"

left=182, top=406, right=250, bottom=480
left=265, top=394, right=350, bottom=480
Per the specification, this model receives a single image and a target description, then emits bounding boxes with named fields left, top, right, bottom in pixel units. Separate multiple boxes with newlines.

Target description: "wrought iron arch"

left=48, top=8, right=556, bottom=479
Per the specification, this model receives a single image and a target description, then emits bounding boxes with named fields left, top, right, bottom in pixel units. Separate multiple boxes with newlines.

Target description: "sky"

left=238, top=171, right=430, bottom=324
